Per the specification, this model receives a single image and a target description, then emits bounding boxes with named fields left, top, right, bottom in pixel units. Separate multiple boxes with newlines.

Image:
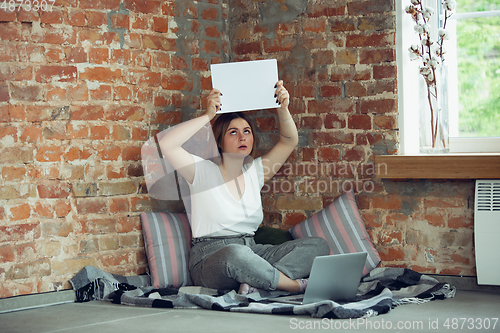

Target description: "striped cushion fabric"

left=140, top=212, right=192, bottom=288
left=288, top=190, right=380, bottom=275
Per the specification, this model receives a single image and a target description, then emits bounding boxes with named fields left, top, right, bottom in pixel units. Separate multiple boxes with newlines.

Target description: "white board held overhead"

left=210, top=59, right=279, bottom=114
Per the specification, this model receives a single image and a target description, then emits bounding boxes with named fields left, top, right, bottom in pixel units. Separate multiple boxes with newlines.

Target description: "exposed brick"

left=372, top=196, right=402, bottom=210
left=205, top=25, right=220, bottom=38
left=374, top=65, right=396, bottom=79
left=9, top=83, right=43, bottom=102
left=31, top=25, right=77, bottom=44
left=111, top=13, right=130, bottom=29
left=0, top=83, right=9, bottom=102
left=37, top=182, right=72, bottom=199
left=312, top=131, right=354, bottom=145
left=276, top=195, right=323, bottom=211
left=359, top=14, right=395, bottom=31
left=2, top=166, right=26, bottom=181
left=336, top=50, right=357, bottom=65
left=348, top=114, right=371, bottom=130
left=76, top=198, right=108, bottom=215
left=143, top=35, right=177, bottom=51
left=318, top=147, right=340, bottom=162
left=122, top=146, right=142, bottom=161
left=132, top=51, right=152, bottom=67
left=128, top=70, right=162, bottom=86
left=324, top=114, right=346, bottom=129
left=10, top=203, right=31, bottom=221
left=67, top=10, right=86, bottom=27
left=360, top=48, right=395, bottom=64
left=79, top=66, right=121, bottom=82
left=301, top=116, right=322, bottom=130
left=0, top=64, right=33, bottom=81
left=303, top=18, right=326, bottom=33
left=202, top=40, right=220, bottom=54
left=89, top=48, right=109, bottom=64
left=171, top=55, right=189, bottom=70
left=98, top=145, right=122, bottom=161
left=331, top=18, right=355, bottom=32
left=308, top=4, right=345, bottom=17
left=40, top=9, right=64, bottom=24
left=347, top=0, right=394, bottom=15
left=70, top=105, right=104, bottom=120
left=105, top=105, right=144, bottom=121
left=147, top=16, right=166, bottom=33
left=346, top=33, right=394, bottom=48
left=0, top=0, right=478, bottom=298
left=86, top=11, right=108, bottom=27
left=360, top=99, right=396, bottom=114
left=0, top=147, right=34, bottom=164
left=66, top=47, right=88, bottom=63
left=345, top=81, right=367, bottom=97
left=283, top=212, right=308, bottom=227
left=41, top=221, right=73, bottom=237
left=80, top=0, right=120, bottom=10
left=162, top=74, right=193, bottom=91
left=307, top=99, right=334, bottom=114
left=0, top=245, right=15, bottom=262
left=5, top=259, right=51, bottom=280
left=378, top=246, right=405, bottom=262
left=123, top=0, right=161, bottom=13
left=448, top=216, right=473, bottom=229
left=234, top=41, right=261, bottom=55
left=374, top=115, right=397, bottom=129
left=202, top=8, right=218, bottom=20
left=424, top=214, right=446, bottom=227
left=256, top=117, right=277, bottom=132
left=343, top=147, right=365, bottom=161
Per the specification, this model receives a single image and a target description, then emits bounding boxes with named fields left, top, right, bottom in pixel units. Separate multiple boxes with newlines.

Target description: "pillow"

left=254, top=226, right=294, bottom=245
left=140, top=212, right=192, bottom=288
left=288, top=190, right=380, bottom=275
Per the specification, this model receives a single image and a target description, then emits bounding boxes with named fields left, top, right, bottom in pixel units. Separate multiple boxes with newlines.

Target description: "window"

left=397, top=0, right=500, bottom=154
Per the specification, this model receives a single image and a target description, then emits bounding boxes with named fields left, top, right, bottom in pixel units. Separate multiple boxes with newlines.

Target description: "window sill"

left=374, top=154, right=500, bottom=179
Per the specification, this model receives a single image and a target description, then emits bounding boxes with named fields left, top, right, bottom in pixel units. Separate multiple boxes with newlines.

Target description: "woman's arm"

left=158, top=89, right=221, bottom=184
left=261, top=81, right=299, bottom=182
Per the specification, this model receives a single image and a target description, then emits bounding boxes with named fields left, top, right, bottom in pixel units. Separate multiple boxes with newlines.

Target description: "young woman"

left=159, top=81, right=330, bottom=294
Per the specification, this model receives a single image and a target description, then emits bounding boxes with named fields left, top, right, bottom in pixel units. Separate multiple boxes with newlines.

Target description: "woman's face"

left=221, top=118, right=254, bottom=156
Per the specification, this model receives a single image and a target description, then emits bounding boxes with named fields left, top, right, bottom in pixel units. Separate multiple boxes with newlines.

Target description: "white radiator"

left=474, top=180, right=500, bottom=285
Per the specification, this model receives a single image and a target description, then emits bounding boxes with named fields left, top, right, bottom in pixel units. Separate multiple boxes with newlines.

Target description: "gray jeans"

left=188, top=235, right=330, bottom=291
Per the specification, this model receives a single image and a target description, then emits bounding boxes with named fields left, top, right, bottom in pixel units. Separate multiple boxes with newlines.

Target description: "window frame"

left=396, top=0, right=500, bottom=155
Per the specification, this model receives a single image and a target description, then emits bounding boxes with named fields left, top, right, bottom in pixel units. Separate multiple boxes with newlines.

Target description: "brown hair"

left=211, top=112, right=258, bottom=163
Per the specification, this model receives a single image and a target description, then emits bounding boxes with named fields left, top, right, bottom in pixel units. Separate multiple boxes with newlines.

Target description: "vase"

left=419, top=64, right=450, bottom=154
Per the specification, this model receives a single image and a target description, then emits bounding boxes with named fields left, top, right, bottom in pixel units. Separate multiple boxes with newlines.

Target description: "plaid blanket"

left=69, top=266, right=456, bottom=319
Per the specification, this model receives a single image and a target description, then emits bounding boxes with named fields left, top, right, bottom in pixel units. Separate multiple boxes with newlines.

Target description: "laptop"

left=270, top=252, right=367, bottom=305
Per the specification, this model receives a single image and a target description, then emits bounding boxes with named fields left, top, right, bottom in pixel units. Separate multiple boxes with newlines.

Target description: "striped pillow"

left=140, top=212, right=192, bottom=288
left=288, top=190, right=380, bottom=275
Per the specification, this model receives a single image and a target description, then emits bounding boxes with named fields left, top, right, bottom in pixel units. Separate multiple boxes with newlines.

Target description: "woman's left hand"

left=275, top=80, right=290, bottom=111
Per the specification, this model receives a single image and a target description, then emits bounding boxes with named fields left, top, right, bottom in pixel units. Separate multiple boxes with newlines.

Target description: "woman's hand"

left=275, top=80, right=290, bottom=111
left=205, top=89, right=222, bottom=120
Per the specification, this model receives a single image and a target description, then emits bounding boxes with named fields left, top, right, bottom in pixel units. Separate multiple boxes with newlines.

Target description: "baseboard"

left=0, top=290, right=76, bottom=314
left=429, top=274, right=500, bottom=293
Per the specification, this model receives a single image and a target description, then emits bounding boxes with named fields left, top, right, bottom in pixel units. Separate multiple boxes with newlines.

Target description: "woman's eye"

left=230, top=131, right=237, bottom=135
left=244, top=129, right=251, bottom=134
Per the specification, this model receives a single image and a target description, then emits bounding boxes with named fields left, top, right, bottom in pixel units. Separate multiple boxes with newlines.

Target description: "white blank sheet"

left=210, top=59, right=279, bottom=114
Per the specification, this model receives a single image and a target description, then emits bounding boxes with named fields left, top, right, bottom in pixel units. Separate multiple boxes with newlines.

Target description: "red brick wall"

left=0, top=0, right=475, bottom=298
left=0, top=0, right=229, bottom=297
left=228, top=0, right=475, bottom=277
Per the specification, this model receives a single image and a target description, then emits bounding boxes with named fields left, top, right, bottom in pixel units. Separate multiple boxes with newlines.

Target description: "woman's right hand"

left=205, top=89, right=222, bottom=120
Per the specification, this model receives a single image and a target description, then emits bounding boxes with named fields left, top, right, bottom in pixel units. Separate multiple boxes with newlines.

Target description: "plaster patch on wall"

left=259, top=0, right=308, bottom=25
